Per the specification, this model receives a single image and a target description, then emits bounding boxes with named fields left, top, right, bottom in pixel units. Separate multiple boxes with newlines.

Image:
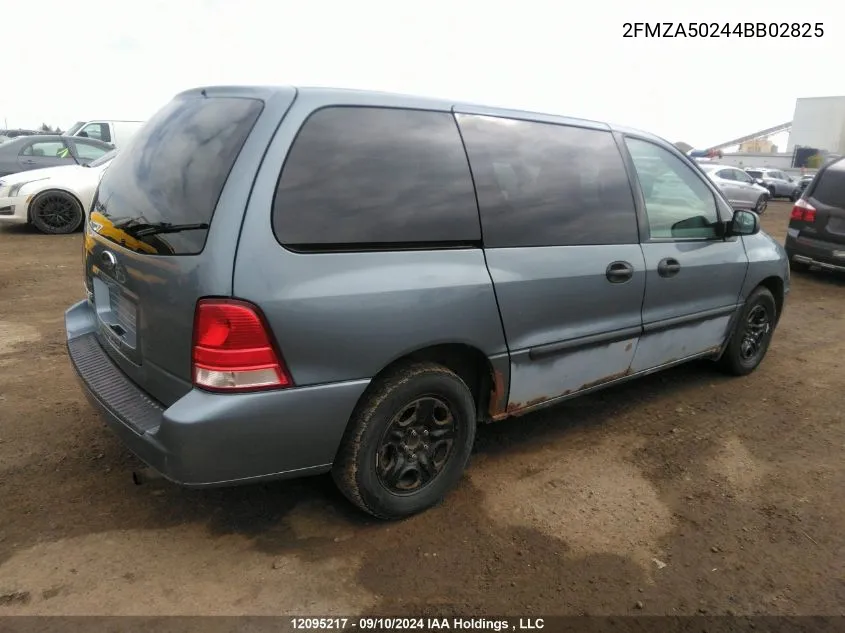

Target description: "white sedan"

left=0, top=149, right=116, bottom=234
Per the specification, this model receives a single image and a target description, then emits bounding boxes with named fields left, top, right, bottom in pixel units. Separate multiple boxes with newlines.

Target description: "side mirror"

left=727, top=209, right=760, bottom=237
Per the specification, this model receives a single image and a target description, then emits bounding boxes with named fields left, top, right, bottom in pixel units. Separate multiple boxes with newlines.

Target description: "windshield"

left=65, top=121, right=85, bottom=136
left=746, top=170, right=763, bottom=178
left=87, top=149, right=118, bottom=168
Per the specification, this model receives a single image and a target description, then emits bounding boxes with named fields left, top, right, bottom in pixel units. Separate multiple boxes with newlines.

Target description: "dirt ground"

left=0, top=200, right=843, bottom=617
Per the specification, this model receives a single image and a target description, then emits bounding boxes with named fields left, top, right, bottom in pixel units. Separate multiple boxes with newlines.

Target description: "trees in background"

left=39, top=123, right=63, bottom=134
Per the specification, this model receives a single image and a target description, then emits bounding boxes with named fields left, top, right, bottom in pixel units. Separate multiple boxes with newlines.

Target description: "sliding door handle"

left=606, top=261, right=634, bottom=283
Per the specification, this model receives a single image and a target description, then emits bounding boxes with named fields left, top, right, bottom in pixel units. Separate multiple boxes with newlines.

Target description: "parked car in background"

left=786, top=156, right=845, bottom=274
left=0, top=129, right=41, bottom=144
left=698, top=163, right=770, bottom=214
left=0, top=149, right=116, bottom=234
left=65, top=86, right=789, bottom=520
left=795, top=174, right=815, bottom=196
left=64, top=120, right=144, bottom=148
left=744, top=168, right=800, bottom=200
left=0, top=135, right=113, bottom=177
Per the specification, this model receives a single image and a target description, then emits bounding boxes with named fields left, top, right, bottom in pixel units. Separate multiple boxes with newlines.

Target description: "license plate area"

left=93, top=274, right=138, bottom=353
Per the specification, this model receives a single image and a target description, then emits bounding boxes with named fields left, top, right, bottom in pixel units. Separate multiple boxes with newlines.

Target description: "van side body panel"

left=233, top=90, right=510, bottom=387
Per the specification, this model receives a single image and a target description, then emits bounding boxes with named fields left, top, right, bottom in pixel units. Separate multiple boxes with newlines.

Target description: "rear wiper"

left=123, top=222, right=210, bottom=237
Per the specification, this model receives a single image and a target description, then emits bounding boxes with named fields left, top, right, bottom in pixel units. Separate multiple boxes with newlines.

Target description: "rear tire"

left=767, top=185, right=777, bottom=199
left=717, top=287, right=777, bottom=377
left=29, top=191, right=84, bottom=235
left=332, top=362, right=476, bottom=520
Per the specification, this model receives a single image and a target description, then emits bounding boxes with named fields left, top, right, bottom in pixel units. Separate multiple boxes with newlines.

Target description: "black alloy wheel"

left=376, top=396, right=457, bottom=494
left=332, top=362, right=476, bottom=519
left=30, top=191, right=84, bottom=234
left=739, top=304, right=771, bottom=364
left=717, top=286, right=777, bottom=376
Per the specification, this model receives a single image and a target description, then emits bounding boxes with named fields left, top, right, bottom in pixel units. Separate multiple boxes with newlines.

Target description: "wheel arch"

left=757, top=275, right=785, bottom=325
left=352, top=342, right=506, bottom=425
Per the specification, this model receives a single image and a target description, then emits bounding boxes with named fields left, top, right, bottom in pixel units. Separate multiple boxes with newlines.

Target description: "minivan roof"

left=173, top=85, right=671, bottom=147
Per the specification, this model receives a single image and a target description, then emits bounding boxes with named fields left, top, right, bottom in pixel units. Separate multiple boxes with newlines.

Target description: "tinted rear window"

left=92, top=96, right=263, bottom=255
left=456, top=114, right=638, bottom=247
left=746, top=170, right=763, bottom=178
left=273, top=106, right=480, bottom=249
left=812, top=164, right=845, bottom=208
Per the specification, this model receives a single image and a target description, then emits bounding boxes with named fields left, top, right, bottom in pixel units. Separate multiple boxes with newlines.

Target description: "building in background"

left=787, top=96, right=845, bottom=156
left=739, top=138, right=777, bottom=153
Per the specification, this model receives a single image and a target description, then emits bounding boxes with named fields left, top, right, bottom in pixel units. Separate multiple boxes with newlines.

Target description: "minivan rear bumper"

left=65, top=300, right=369, bottom=487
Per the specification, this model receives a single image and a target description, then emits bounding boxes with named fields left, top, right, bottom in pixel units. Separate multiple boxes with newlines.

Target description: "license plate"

left=93, top=276, right=138, bottom=349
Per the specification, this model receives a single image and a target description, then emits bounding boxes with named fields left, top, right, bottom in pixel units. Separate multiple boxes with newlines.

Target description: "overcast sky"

left=3, top=0, right=841, bottom=149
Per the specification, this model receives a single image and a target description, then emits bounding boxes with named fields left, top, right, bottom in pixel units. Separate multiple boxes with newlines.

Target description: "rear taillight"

left=192, top=299, right=293, bottom=392
left=790, top=198, right=816, bottom=223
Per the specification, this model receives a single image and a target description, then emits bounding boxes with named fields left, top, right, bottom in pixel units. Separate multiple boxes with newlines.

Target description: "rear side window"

left=456, top=114, right=638, bottom=248
left=73, top=140, right=109, bottom=160
left=92, top=96, right=263, bottom=255
left=273, top=107, right=480, bottom=249
left=21, top=140, right=66, bottom=157
left=811, top=163, right=845, bottom=208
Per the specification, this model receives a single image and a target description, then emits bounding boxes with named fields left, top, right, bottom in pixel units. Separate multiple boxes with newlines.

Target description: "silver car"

left=744, top=168, right=800, bottom=200
left=699, top=163, right=770, bottom=214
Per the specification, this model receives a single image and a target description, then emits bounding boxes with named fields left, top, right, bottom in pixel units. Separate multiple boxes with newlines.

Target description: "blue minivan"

left=66, top=86, right=789, bottom=519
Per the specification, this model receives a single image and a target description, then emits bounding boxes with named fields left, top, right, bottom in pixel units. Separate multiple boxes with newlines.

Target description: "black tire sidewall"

left=756, top=196, right=767, bottom=214
left=30, top=191, right=83, bottom=234
left=354, top=370, right=476, bottom=519
left=726, top=289, right=777, bottom=374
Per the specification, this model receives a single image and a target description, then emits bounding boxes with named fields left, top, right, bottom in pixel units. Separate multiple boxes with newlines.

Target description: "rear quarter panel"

left=233, top=90, right=510, bottom=387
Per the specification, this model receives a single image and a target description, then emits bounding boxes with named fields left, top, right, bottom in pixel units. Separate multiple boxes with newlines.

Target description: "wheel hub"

left=37, top=195, right=76, bottom=229
left=740, top=305, right=771, bottom=361
left=376, top=396, right=456, bottom=494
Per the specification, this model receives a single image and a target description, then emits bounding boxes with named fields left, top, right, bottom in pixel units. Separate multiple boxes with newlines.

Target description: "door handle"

left=22, top=159, right=36, bottom=165
left=657, top=257, right=681, bottom=278
left=606, top=261, right=634, bottom=283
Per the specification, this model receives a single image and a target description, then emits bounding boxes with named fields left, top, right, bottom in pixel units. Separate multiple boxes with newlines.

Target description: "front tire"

left=29, top=191, right=84, bottom=234
left=717, top=287, right=777, bottom=376
left=755, top=195, right=768, bottom=215
left=332, top=362, right=476, bottom=520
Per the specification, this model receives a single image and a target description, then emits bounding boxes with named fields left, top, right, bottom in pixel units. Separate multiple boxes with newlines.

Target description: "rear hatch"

left=83, top=89, right=279, bottom=406
left=793, top=159, right=845, bottom=248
